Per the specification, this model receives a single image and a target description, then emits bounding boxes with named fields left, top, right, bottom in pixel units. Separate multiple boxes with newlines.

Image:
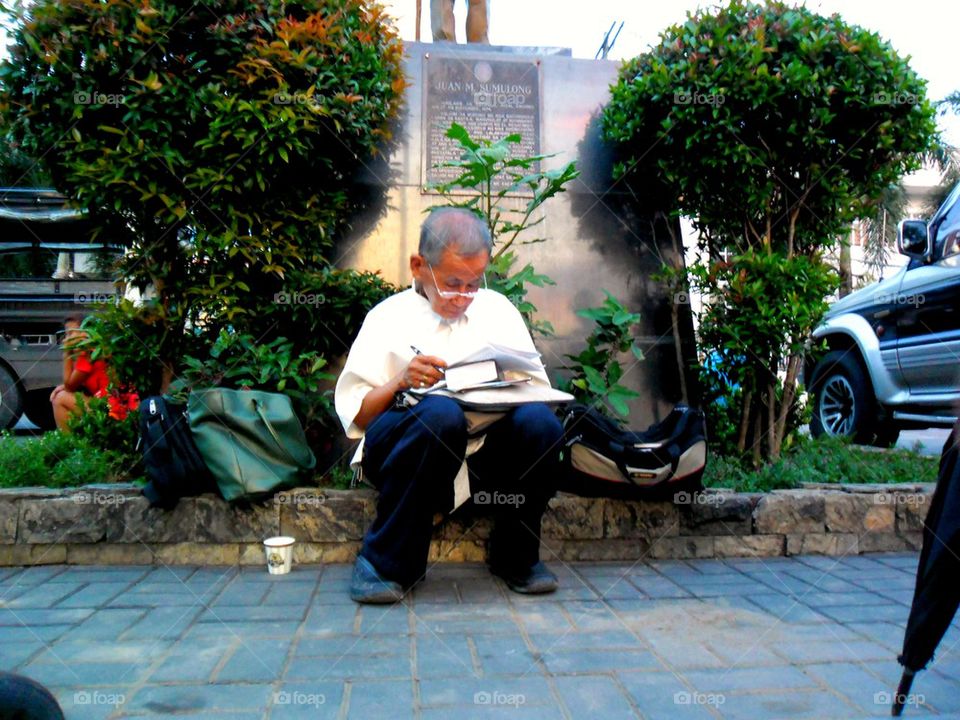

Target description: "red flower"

left=107, top=388, right=140, bottom=421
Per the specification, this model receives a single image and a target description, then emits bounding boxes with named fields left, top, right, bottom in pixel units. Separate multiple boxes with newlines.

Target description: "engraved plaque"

left=423, top=54, right=541, bottom=193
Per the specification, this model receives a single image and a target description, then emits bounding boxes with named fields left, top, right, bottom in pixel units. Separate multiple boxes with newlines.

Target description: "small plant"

left=172, top=331, right=334, bottom=430
left=558, top=292, right=643, bottom=417
left=429, top=122, right=579, bottom=335
left=697, top=356, right=743, bottom=458
left=69, top=392, right=140, bottom=449
left=323, top=462, right=355, bottom=490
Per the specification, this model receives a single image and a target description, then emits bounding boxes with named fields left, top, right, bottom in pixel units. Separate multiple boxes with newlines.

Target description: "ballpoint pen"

left=410, top=345, right=445, bottom=375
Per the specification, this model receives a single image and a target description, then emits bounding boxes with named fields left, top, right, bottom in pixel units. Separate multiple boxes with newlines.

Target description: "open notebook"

left=406, top=344, right=572, bottom=408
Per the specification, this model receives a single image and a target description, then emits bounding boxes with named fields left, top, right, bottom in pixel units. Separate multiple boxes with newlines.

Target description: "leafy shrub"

left=1, top=0, right=407, bottom=374
left=0, top=429, right=141, bottom=487
left=172, top=331, right=334, bottom=449
left=68, top=394, right=142, bottom=481
left=558, top=292, right=643, bottom=417
left=77, top=299, right=184, bottom=396
left=249, top=266, right=399, bottom=360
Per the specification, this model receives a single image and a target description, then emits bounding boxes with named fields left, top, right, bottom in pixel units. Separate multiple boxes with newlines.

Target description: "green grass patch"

left=0, top=429, right=940, bottom=495
left=703, top=435, right=939, bottom=493
left=0, top=431, right=142, bottom=488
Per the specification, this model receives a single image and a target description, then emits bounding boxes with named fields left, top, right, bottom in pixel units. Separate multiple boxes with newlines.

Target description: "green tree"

left=0, top=0, right=405, bottom=387
left=602, top=0, right=938, bottom=462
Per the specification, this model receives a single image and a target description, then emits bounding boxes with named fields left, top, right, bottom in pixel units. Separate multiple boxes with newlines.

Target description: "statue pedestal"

left=337, top=43, right=699, bottom=423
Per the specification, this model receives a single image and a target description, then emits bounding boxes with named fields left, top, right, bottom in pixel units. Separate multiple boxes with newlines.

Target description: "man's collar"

left=408, top=284, right=474, bottom=327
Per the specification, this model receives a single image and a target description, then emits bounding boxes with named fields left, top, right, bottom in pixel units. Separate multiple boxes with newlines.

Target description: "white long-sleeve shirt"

left=335, top=286, right=550, bottom=438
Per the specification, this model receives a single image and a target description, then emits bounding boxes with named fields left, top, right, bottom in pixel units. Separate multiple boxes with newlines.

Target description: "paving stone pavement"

left=1, top=553, right=959, bottom=719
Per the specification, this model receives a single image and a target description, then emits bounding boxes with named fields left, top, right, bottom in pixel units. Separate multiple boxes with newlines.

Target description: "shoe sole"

left=350, top=588, right=404, bottom=604
left=505, top=580, right=558, bottom=595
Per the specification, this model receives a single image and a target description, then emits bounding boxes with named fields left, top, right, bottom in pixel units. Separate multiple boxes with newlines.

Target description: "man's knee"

left=410, top=395, right=468, bottom=444
left=510, top=403, right=563, bottom=448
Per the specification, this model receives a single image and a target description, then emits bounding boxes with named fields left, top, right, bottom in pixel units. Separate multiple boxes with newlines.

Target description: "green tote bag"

left=187, top=388, right=316, bottom=502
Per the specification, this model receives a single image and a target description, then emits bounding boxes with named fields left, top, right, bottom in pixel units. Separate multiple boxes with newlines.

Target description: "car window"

left=0, top=249, right=59, bottom=278
left=934, top=195, right=960, bottom=259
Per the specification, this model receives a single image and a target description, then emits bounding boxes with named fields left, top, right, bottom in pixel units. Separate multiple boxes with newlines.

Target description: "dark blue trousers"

left=360, top=395, right=563, bottom=588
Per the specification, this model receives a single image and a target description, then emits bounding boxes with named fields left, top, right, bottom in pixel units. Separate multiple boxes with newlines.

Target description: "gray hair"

left=419, top=207, right=492, bottom=264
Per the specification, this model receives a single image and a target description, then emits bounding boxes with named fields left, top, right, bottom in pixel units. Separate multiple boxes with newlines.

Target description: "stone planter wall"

left=0, top=484, right=931, bottom=566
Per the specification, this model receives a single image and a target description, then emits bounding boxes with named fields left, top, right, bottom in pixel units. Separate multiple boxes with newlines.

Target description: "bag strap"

left=252, top=396, right=306, bottom=468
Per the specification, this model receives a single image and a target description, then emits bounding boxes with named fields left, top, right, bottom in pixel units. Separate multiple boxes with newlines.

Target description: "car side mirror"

left=897, top=219, right=930, bottom=259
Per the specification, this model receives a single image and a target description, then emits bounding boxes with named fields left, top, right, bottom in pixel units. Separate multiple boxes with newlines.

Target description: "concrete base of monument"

left=0, top=484, right=928, bottom=566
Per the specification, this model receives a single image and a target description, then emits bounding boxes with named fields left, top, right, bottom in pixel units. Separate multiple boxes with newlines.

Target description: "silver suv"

left=1, top=188, right=119, bottom=430
left=806, top=181, right=960, bottom=446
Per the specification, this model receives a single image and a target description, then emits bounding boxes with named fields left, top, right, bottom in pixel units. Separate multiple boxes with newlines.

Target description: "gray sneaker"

left=491, top=561, right=558, bottom=594
left=349, top=555, right=404, bottom=604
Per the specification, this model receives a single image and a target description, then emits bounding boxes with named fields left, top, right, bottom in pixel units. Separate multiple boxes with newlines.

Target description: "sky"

left=382, top=0, right=959, bottom=145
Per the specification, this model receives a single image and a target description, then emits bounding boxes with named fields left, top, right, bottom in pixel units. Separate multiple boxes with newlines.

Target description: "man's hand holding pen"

left=405, top=345, right=447, bottom=389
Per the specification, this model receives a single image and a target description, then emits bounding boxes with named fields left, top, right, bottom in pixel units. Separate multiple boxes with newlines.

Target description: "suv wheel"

left=23, top=388, right=57, bottom=431
left=810, top=350, right=896, bottom=446
left=0, top=364, right=24, bottom=430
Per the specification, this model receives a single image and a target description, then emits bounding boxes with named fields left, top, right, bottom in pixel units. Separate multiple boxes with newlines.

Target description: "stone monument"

left=335, top=42, right=699, bottom=425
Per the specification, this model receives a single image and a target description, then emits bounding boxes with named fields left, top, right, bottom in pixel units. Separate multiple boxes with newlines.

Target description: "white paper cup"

left=263, top=536, right=295, bottom=575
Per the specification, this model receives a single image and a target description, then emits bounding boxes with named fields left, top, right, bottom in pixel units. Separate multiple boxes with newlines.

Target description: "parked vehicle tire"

left=810, top=350, right=894, bottom=446
left=872, top=424, right=901, bottom=449
left=0, top=363, right=24, bottom=430
left=23, top=388, right=57, bottom=430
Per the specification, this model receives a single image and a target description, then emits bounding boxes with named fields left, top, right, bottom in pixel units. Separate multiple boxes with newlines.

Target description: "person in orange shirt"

left=49, top=315, right=110, bottom=431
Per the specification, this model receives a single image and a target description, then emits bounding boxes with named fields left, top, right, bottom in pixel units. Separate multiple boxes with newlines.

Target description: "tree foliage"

left=0, top=0, right=406, bottom=380
left=601, top=0, right=938, bottom=462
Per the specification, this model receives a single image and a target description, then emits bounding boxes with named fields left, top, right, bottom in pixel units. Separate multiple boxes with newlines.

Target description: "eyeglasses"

left=427, top=264, right=487, bottom=299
